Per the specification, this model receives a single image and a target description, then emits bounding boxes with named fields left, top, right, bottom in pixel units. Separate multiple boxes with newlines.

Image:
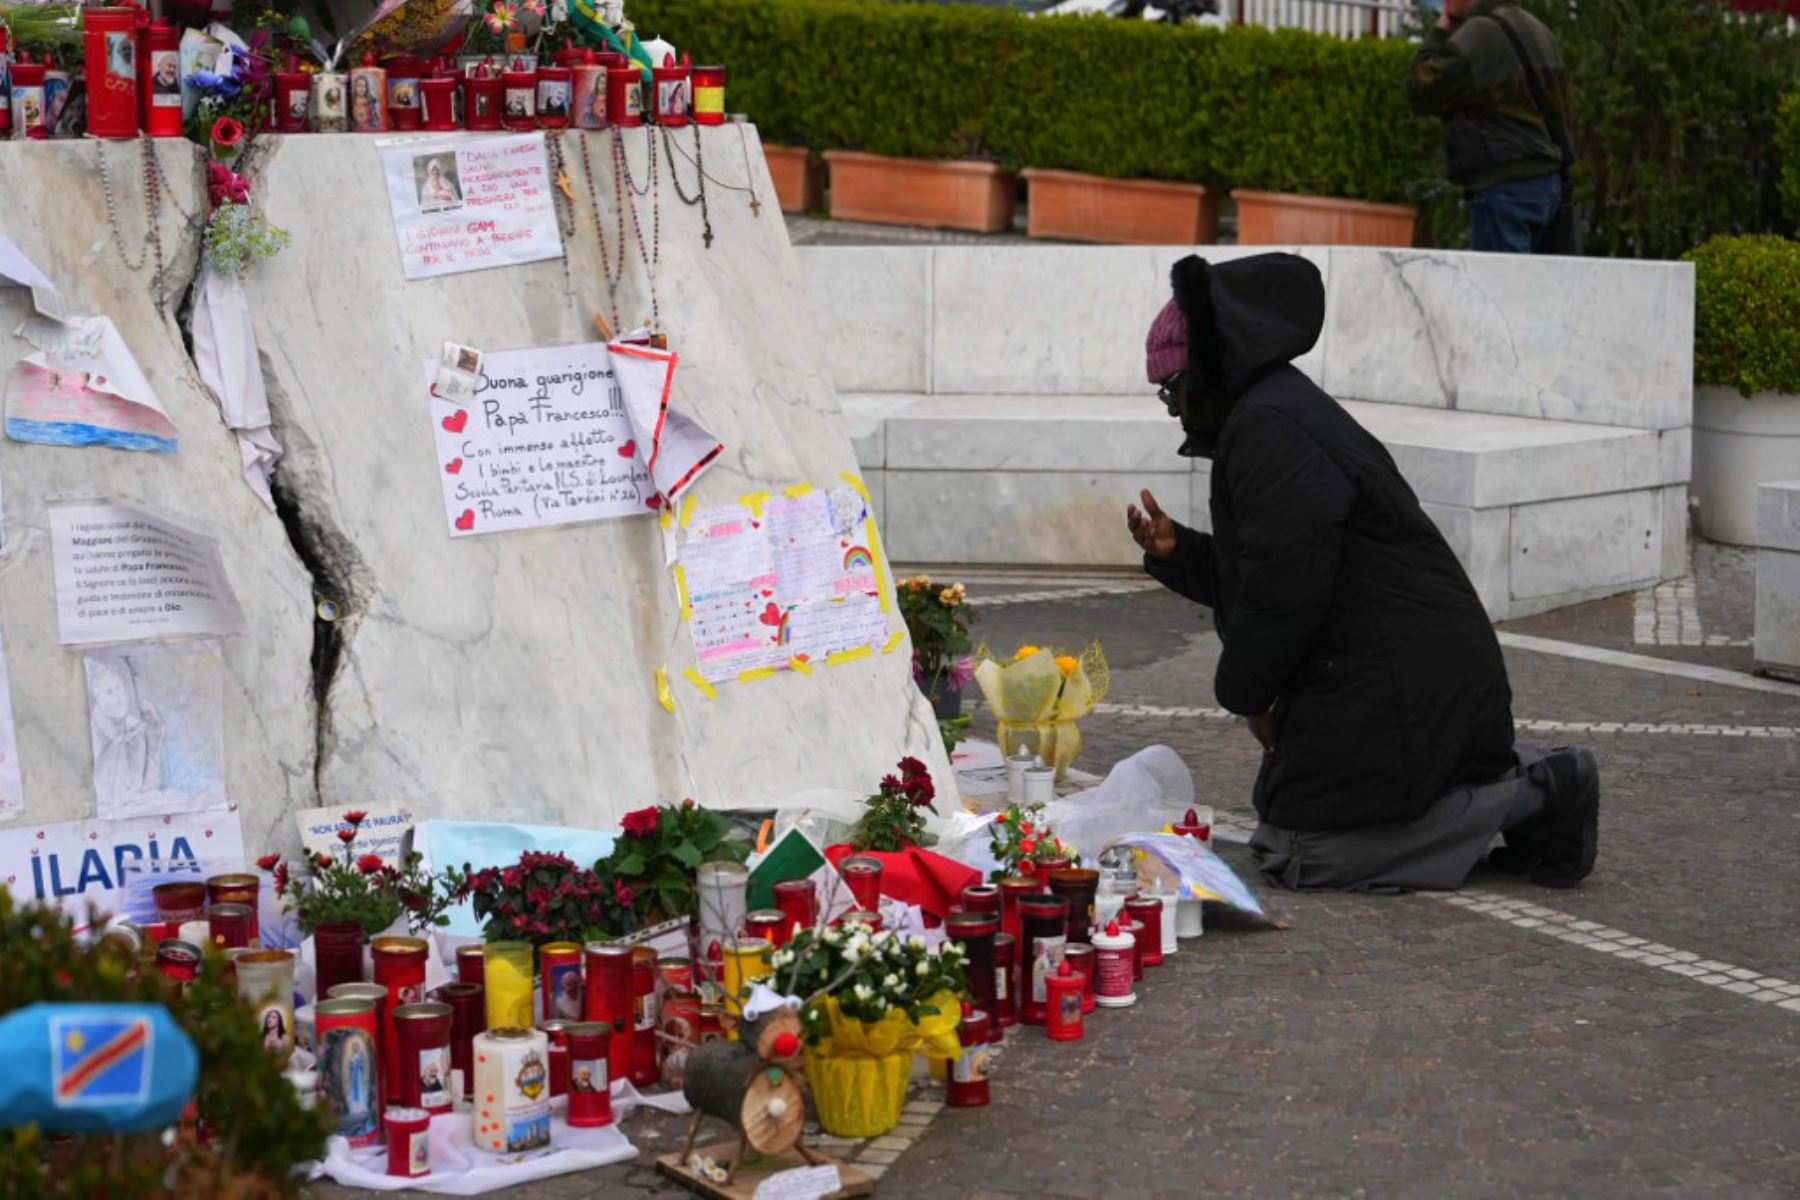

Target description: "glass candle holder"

left=314, top=921, right=366, bottom=999
left=1047, top=868, right=1100, bottom=945
left=742, top=909, right=786, bottom=947
left=206, top=872, right=260, bottom=917
left=393, top=1001, right=454, bottom=1113
left=315, top=996, right=382, bottom=1147
left=771, top=878, right=817, bottom=939
left=1033, top=855, right=1074, bottom=890
left=430, top=981, right=485, bottom=1098
left=1016, top=894, right=1069, bottom=1026
left=565, top=1022, right=613, bottom=1126
left=385, top=1106, right=431, bottom=1178
left=540, top=942, right=583, bottom=1023
left=483, top=941, right=534, bottom=1030
left=1124, top=895, right=1165, bottom=967
left=153, top=880, right=206, bottom=925
left=839, top=856, right=883, bottom=911
left=501, top=69, right=536, bottom=130
left=238, top=949, right=298, bottom=1060
left=373, top=935, right=429, bottom=1090
left=535, top=64, right=571, bottom=129
left=992, top=933, right=1017, bottom=1029
left=273, top=72, right=311, bottom=132
left=997, top=876, right=1037, bottom=943
left=720, top=936, right=771, bottom=1024
left=583, top=942, right=634, bottom=1086
left=1064, top=943, right=1097, bottom=1013
left=944, top=911, right=1000, bottom=1044
left=206, top=902, right=255, bottom=950
left=690, top=65, right=725, bottom=126
left=456, top=943, right=486, bottom=986
left=631, top=947, right=658, bottom=1087
left=606, top=64, right=643, bottom=127
left=156, top=938, right=201, bottom=987
left=960, top=884, right=1000, bottom=915
left=462, top=72, right=502, bottom=131
left=695, top=861, right=748, bottom=990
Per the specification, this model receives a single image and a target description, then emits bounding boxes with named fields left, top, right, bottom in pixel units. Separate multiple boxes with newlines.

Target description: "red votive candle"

left=606, top=64, right=643, bottom=127
left=540, top=1019, right=571, bottom=1098
left=997, top=876, right=1036, bottom=943
left=501, top=69, right=536, bottom=130
left=1124, top=895, right=1165, bottom=968
left=314, top=921, right=366, bottom=999
left=1126, top=918, right=1146, bottom=982
left=153, top=881, right=206, bottom=925
left=946, top=1006, right=990, bottom=1107
left=540, top=942, right=583, bottom=1024
left=141, top=23, right=184, bottom=137
left=944, top=911, right=999, bottom=1043
left=1064, top=943, right=1096, bottom=1014
left=1034, top=855, right=1073, bottom=891
left=690, top=64, right=725, bottom=126
left=462, top=72, right=502, bottom=131
left=456, top=944, right=486, bottom=987
left=430, top=981, right=485, bottom=1098
left=772, top=879, right=817, bottom=939
left=372, top=936, right=429, bottom=1090
left=206, top=902, right=255, bottom=950
left=960, top=884, right=1000, bottom=916
left=156, top=938, right=201, bottom=985
left=273, top=71, right=310, bottom=133
left=651, top=61, right=688, bottom=127
left=421, top=76, right=457, bottom=130
left=383, top=54, right=425, bottom=130
left=1017, top=894, right=1068, bottom=1026
left=1048, top=868, right=1100, bottom=946
left=393, top=1001, right=454, bottom=1114
left=584, top=942, right=635, bottom=1087
left=743, top=909, right=786, bottom=947
left=1045, top=961, right=1085, bottom=1042
left=993, top=933, right=1017, bottom=1028
left=535, top=64, right=570, bottom=129
left=566, top=1022, right=613, bottom=1127
left=631, top=948, right=659, bottom=1088
left=842, top=909, right=882, bottom=932
left=839, top=856, right=883, bottom=911
left=385, top=1106, right=431, bottom=1178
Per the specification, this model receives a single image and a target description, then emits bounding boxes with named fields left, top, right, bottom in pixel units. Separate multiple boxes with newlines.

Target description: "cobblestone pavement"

left=309, top=543, right=1800, bottom=1198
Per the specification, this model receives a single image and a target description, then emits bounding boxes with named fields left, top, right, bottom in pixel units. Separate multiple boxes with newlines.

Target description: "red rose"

left=337, top=828, right=357, bottom=844
left=1020, top=838, right=1038, bottom=856
left=255, top=853, right=280, bottom=872
left=897, top=756, right=928, bottom=779
left=682, top=797, right=696, bottom=809
left=621, top=806, right=660, bottom=838
left=1019, top=822, right=1034, bottom=837
left=342, top=810, right=369, bottom=827
left=356, top=853, right=383, bottom=874
left=313, top=853, right=332, bottom=870
left=878, top=774, right=902, bottom=795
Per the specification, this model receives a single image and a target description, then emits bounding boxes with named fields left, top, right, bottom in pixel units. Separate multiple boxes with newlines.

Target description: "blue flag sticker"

left=51, top=1014, right=153, bottom=1109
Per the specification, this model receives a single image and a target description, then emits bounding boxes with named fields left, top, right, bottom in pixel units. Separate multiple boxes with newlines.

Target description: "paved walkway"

left=310, top=541, right=1800, bottom=1198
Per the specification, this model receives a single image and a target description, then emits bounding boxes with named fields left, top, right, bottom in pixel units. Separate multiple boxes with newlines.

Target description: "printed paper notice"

left=383, top=134, right=564, bottom=280
left=429, top=342, right=655, bottom=537
left=0, top=630, right=23, bottom=817
left=296, top=803, right=415, bottom=869
left=85, top=641, right=227, bottom=821
left=50, top=504, right=247, bottom=645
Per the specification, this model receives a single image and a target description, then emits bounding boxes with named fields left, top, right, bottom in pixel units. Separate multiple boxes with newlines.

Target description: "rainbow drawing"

left=842, top=546, right=874, bottom=573
left=776, top=609, right=795, bottom=644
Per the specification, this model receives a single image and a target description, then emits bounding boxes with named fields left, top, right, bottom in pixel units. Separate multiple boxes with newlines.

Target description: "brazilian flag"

left=568, top=0, right=654, bottom=85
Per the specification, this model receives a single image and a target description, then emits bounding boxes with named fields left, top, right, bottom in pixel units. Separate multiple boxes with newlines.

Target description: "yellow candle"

left=720, top=936, right=772, bottom=1038
left=484, top=941, right=535, bottom=1029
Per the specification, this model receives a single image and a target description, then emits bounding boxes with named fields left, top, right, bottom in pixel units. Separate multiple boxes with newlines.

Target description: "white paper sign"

left=0, top=630, right=23, bottom=817
left=428, top=343, right=656, bottom=537
left=752, top=1165, right=841, bottom=1200
left=295, top=803, right=416, bottom=868
left=383, top=134, right=564, bottom=280
left=0, top=809, right=245, bottom=931
left=85, top=641, right=228, bottom=821
left=50, top=503, right=247, bottom=645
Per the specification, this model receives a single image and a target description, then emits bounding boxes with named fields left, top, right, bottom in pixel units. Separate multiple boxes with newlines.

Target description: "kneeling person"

left=1129, top=252, right=1598, bottom=891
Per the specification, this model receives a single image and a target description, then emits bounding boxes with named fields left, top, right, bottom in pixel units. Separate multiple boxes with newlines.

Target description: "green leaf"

left=670, top=841, right=705, bottom=870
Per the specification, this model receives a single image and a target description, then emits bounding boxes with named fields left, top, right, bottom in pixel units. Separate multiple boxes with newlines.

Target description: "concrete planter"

left=1021, top=168, right=1219, bottom=245
left=1234, top=189, right=1416, bottom=248
left=1693, top=386, right=1800, bottom=545
left=763, top=144, right=825, bottom=215
left=824, top=150, right=1015, bottom=233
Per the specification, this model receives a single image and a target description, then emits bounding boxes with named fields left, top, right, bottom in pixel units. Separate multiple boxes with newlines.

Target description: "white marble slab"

left=880, top=468, right=1194, bottom=567
left=0, top=141, right=316, bottom=841
left=798, top=247, right=929, bottom=394
left=1755, top=548, right=1800, bottom=676
left=1757, top=480, right=1800, bottom=554
left=874, top=393, right=1186, bottom=474
left=1509, top=489, right=1664, bottom=603
left=240, top=129, right=947, bottom=830
left=928, top=245, right=1329, bottom=396
left=1322, top=248, right=1693, bottom=431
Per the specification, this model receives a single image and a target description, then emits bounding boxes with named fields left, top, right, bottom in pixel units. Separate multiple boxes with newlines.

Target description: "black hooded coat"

left=1146, top=253, right=1517, bottom=831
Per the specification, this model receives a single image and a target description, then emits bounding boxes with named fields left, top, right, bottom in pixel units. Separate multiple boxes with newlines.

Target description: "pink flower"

left=947, top=656, right=975, bottom=693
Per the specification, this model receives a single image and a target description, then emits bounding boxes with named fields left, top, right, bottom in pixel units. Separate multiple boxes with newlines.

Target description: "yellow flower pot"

left=804, top=1047, right=912, bottom=1138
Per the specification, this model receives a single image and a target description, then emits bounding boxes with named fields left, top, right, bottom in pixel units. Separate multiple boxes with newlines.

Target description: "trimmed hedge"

left=633, top=0, right=1800, bottom=256
left=631, top=0, right=1437, bottom=203
left=1778, top=89, right=1800, bottom=230
left=1685, top=235, right=1800, bottom=398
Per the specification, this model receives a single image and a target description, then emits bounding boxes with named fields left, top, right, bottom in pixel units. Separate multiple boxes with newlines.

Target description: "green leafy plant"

left=600, top=800, right=749, bottom=925
left=1778, top=89, right=1800, bottom=231
left=770, top=918, right=967, bottom=1040
left=850, top=756, right=938, bottom=853
left=0, top=891, right=330, bottom=1197
left=443, top=851, right=637, bottom=945
left=896, top=574, right=974, bottom=698
left=1685, top=235, right=1800, bottom=398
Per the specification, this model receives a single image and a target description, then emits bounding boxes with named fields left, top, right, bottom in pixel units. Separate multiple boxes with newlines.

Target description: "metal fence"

left=1231, top=0, right=1415, bottom=38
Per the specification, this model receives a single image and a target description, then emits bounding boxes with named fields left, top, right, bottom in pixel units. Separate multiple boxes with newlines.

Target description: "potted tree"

left=1685, top=235, right=1800, bottom=546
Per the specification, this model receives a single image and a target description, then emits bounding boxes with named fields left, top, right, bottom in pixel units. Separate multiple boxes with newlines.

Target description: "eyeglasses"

left=1157, top=372, right=1184, bottom=412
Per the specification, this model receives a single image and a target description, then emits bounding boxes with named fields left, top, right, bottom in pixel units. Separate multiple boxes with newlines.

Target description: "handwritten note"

left=382, top=134, right=564, bottom=280
left=428, top=342, right=656, bottom=537
left=681, top=491, right=889, bottom=684
left=50, top=504, right=247, bottom=645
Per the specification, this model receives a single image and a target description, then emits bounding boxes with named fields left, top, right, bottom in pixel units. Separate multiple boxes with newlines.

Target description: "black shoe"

left=1529, top=748, right=1600, bottom=889
left=1486, top=823, right=1547, bottom=874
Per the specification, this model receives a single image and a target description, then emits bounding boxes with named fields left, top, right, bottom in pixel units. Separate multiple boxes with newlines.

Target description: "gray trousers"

left=1248, top=745, right=1552, bottom=893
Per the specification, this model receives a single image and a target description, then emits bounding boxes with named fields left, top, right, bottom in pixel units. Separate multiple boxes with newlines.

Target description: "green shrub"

left=1685, top=235, right=1800, bottom=397
left=1522, top=0, right=1798, bottom=260
left=1778, top=89, right=1800, bottom=230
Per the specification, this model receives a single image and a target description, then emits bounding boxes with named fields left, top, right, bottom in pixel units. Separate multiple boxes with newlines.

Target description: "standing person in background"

left=1406, top=0, right=1579, bottom=255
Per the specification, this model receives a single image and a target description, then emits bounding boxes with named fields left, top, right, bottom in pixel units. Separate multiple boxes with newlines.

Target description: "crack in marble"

left=1381, top=251, right=1460, bottom=410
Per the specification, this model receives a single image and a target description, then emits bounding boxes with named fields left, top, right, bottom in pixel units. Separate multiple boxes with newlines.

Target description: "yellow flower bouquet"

left=973, top=643, right=1109, bottom=780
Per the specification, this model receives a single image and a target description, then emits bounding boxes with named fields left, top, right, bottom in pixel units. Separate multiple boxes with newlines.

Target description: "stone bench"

left=803, top=244, right=1694, bottom=620
left=1755, top=481, right=1800, bottom=681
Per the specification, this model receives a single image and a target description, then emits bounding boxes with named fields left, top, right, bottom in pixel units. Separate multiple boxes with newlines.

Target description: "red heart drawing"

left=758, top=602, right=782, bottom=627
left=619, top=439, right=637, bottom=458
left=646, top=495, right=663, bottom=510
left=761, top=589, right=773, bottom=598
left=445, top=458, right=463, bottom=475
left=88, top=832, right=97, bottom=840
left=442, top=410, right=468, bottom=434
left=751, top=520, right=762, bottom=529
left=204, top=830, right=213, bottom=838
left=455, top=509, right=475, bottom=532
left=35, top=830, right=43, bottom=840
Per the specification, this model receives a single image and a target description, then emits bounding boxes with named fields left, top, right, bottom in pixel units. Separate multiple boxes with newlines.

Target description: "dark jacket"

left=1145, top=253, right=1516, bottom=832
left=1405, top=0, right=1569, bottom=192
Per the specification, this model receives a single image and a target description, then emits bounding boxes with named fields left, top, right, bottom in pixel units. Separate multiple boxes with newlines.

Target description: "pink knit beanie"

left=1144, top=296, right=1186, bottom=384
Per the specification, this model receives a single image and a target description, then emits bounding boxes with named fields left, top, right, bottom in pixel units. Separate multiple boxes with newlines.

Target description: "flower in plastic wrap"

left=973, top=642, right=1109, bottom=780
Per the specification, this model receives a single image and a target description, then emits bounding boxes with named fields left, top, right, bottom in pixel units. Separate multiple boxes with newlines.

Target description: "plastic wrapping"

left=802, top=986, right=961, bottom=1137
left=973, top=645, right=1109, bottom=779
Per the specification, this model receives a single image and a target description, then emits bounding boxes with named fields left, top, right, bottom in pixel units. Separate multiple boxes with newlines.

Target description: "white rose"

left=853, top=983, right=873, bottom=1002
left=907, top=935, right=926, bottom=952
left=882, top=972, right=900, bottom=989
left=873, top=930, right=894, bottom=947
left=915, top=961, right=930, bottom=977
left=823, top=927, right=842, bottom=946
left=942, top=941, right=965, bottom=958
